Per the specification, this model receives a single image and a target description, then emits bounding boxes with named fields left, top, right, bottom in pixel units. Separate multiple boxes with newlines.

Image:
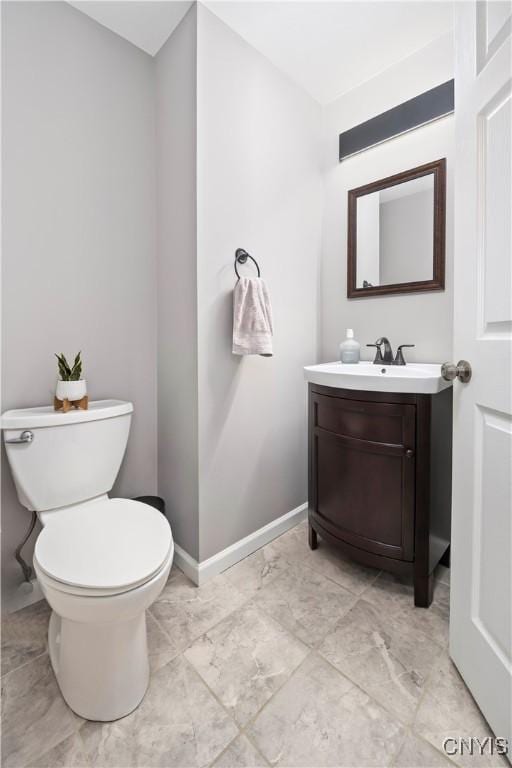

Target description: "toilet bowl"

left=1, top=400, right=173, bottom=721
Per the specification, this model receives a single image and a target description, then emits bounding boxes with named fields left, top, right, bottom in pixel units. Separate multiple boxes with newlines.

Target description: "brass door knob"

left=441, top=360, right=472, bottom=383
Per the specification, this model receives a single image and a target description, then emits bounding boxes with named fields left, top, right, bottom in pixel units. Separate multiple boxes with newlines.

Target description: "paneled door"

left=450, top=0, right=512, bottom=746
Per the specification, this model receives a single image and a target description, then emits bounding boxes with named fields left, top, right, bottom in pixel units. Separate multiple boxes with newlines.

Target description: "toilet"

left=1, top=399, right=174, bottom=722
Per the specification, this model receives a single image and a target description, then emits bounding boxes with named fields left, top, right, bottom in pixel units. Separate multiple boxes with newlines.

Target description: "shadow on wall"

left=1, top=448, right=41, bottom=602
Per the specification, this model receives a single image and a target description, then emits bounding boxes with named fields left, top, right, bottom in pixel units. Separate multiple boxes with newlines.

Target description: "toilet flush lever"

left=5, top=430, right=34, bottom=444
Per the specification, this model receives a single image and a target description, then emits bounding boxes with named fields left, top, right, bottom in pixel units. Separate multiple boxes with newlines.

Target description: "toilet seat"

left=34, top=498, right=173, bottom=596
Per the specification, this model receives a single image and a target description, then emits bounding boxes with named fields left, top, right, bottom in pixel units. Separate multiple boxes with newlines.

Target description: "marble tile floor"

left=1, top=521, right=503, bottom=768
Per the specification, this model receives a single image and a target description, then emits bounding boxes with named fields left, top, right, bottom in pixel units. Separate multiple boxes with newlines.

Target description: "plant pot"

left=56, top=379, right=87, bottom=402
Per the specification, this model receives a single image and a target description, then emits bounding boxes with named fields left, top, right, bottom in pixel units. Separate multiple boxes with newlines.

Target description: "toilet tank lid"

left=1, top=399, right=133, bottom=430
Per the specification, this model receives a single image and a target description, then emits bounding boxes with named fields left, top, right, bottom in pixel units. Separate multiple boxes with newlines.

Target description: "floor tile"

left=435, top=564, right=451, bottom=587
left=1, top=654, right=80, bottom=768
left=414, top=652, right=507, bottom=768
left=267, top=523, right=381, bottom=596
left=247, top=653, right=405, bottom=767
left=364, top=571, right=450, bottom=645
left=319, top=599, right=442, bottom=723
left=252, top=563, right=356, bottom=646
left=146, top=611, right=179, bottom=671
left=150, top=570, right=247, bottom=653
left=79, top=654, right=238, bottom=768
left=224, top=546, right=290, bottom=597
left=27, top=734, right=90, bottom=768
left=393, top=731, right=454, bottom=767
left=185, top=604, right=308, bottom=726
left=263, top=522, right=307, bottom=562
left=213, top=735, right=268, bottom=767
left=1, top=599, right=51, bottom=677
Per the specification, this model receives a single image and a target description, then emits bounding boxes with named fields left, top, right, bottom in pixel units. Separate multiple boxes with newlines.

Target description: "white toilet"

left=1, top=399, right=174, bottom=722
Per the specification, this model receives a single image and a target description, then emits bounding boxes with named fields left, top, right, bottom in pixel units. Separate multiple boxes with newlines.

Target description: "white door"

left=450, top=0, right=512, bottom=745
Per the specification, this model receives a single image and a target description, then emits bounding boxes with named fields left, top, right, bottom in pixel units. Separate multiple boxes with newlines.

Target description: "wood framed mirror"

left=347, top=158, right=446, bottom=298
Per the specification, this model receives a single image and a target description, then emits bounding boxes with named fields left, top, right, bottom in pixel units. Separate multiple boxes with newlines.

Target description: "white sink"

left=304, top=361, right=452, bottom=395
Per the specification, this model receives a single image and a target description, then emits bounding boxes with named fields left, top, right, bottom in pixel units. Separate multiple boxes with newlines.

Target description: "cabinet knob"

left=405, top=449, right=414, bottom=458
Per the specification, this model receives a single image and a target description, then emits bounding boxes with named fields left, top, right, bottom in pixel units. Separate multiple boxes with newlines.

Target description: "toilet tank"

left=1, top=400, right=133, bottom=512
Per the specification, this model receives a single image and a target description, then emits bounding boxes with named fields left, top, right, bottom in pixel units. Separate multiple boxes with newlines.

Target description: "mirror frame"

left=347, top=158, right=446, bottom=298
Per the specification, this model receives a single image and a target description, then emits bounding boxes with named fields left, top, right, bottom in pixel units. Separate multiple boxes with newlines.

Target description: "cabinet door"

left=310, top=393, right=416, bottom=561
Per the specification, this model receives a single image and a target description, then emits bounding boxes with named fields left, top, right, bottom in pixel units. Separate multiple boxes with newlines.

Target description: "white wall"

left=321, top=33, right=454, bottom=364
left=379, top=189, right=434, bottom=285
left=1, top=1, right=157, bottom=603
left=1, top=5, right=456, bottom=597
left=356, top=193, right=380, bottom=287
left=155, top=6, right=199, bottom=560
left=196, top=6, right=323, bottom=561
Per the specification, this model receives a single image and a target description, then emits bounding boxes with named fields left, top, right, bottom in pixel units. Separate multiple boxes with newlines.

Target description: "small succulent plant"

left=55, top=352, right=83, bottom=381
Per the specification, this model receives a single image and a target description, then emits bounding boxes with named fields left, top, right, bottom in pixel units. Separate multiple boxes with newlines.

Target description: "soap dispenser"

left=339, top=329, right=360, bottom=363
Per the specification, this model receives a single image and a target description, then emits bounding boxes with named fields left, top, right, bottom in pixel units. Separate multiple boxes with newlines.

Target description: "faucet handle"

left=367, top=343, right=384, bottom=364
left=394, top=344, right=415, bottom=366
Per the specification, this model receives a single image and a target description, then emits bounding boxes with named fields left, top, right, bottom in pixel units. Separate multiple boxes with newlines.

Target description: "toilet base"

left=48, top=609, right=149, bottom=721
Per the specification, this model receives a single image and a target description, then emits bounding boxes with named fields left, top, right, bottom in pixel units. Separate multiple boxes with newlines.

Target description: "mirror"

left=347, top=159, right=446, bottom=297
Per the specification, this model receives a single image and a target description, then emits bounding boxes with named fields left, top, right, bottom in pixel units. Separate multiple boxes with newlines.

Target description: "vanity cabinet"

left=308, top=383, right=452, bottom=607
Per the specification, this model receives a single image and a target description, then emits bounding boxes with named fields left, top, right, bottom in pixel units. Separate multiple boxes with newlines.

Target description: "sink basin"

left=304, top=361, right=452, bottom=394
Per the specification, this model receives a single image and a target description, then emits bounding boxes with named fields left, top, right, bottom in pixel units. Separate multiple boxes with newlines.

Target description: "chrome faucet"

left=366, top=338, right=415, bottom=365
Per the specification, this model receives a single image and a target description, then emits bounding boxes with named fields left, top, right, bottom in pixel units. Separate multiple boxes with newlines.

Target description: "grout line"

left=387, top=725, right=410, bottom=767
left=234, top=649, right=316, bottom=739
left=309, top=589, right=449, bottom=735
left=1, top=649, right=49, bottom=680
left=209, top=728, right=271, bottom=768
left=146, top=606, right=177, bottom=647
left=238, top=729, right=272, bottom=768
left=167, top=563, right=320, bottom=764
left=180, top=653, right=243, bottom=733
left=150, top=575, right=254, bottom=657
left=409, top=729, right=462, bottom=768
left=208, top=734, right=242, bottom=768
left=75, top=728, right=93, bottom=768
left=173, top=582, right=314, bottom=746
left=277, top=524, right=383, bottom=600
left=4, top=527, right=452, bottom=768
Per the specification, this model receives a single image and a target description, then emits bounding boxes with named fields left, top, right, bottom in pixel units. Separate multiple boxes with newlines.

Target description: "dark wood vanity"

left=308, top=383, right=452, bottom=607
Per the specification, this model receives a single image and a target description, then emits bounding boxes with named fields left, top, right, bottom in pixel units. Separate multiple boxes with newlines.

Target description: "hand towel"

left=232, top=276, right=274, bottom=356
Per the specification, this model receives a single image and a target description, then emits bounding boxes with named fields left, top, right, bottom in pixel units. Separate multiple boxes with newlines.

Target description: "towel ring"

left=234, top=248, right=261, bottom=279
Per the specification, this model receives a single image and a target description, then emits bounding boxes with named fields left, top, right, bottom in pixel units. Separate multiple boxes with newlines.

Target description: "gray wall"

left=196, top=7, right=323, bottom=561
left=379, top=190, right=434, bottom=285
left=155, top=6, right=199, bottom=560
left=1, top=5, right=455, bottom=602
left=321, top=34, right=454, bottom=364
left=1, top=2, right=158, bottom=603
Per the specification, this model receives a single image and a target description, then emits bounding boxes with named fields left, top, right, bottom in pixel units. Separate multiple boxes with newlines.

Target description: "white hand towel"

left=232, top=276, right=274, bottom=356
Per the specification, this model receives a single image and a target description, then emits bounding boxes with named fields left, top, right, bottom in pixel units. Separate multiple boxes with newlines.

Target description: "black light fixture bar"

left=339, top=79, right=454, bottom=162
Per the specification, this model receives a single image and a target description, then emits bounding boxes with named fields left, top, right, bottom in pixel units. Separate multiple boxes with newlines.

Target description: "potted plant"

left=55, top=351, right=87, bottom=402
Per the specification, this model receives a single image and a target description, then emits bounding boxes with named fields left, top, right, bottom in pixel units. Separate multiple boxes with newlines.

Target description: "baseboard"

left=3, top=578, right=44, bottom=615
left=4, top=503, right=308, bottom=611
left=173, top=502, right=307, bottom=586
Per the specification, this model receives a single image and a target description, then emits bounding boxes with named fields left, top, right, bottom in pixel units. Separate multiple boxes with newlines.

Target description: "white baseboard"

left=173, top=502, right=308, bottom=586
left=3, top=578, right=44, bottom=615
left=4, top=503, right=308, bottom=611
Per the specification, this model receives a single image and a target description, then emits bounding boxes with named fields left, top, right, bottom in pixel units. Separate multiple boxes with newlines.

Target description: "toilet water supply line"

left=15, top=511, right=37, bottom=584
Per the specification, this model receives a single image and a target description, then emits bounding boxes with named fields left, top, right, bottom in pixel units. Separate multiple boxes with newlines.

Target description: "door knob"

left=441, top=360, right=472, bottom=383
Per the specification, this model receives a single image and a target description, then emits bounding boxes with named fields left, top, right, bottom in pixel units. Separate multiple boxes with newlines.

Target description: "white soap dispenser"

left=339, top=329, right=360, bottom=364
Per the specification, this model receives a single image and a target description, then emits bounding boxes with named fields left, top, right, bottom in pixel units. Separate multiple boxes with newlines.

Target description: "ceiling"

left=68, top=1, right=193, bottom=56
left=205, top=2, right=453, bottom=104
left=69, top=1, right=453, bottom=104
